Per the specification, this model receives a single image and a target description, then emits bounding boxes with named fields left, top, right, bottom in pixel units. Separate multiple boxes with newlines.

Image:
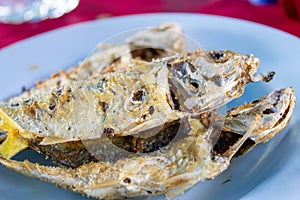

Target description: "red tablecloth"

left=0, top=0, right=299, bottom=49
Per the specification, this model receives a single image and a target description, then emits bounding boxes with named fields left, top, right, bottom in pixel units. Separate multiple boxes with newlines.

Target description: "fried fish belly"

left=24, top=87, right=295, bottom=169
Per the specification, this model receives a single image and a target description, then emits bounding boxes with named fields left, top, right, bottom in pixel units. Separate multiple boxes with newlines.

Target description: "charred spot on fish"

left=132, top=90, right=147, bottom=102
left=148, top=106, right=155, bottom=115
left=109, top=89, right=117, bottom=95
left=29, top=107, right=36, bottom=116
left=263, top=71, right=275, bottom=82
left=57, top=89, right=62, bottom=96
left=103, top=127, right=115, bottom=138
left=66, top=88, right=72, bottom=93
left=209, top=51, right=228, bottom=63
left=263, top=107, right=277, bottom=114
left=272, top=90, right=282, bottom=108
left=111, top=120, right=180, bottom=153
left=48, top=104, right=56, bottom=111
left=98, top=101, right=109, bottom=112
left=132, top=90, right=143, bottom=101
left=146, top=190, right=153, bottom=194
left=123, top=178, right=131, bottom=184
left=24, top=99, right=30, bottom=103
left=56, top=80, right=61, bottom=86
left=10, top=103, right=20, bottom=107
left=212, top=131, right=255, bottom=158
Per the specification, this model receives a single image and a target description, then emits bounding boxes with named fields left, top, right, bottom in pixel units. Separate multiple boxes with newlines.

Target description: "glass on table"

left=0, top=0, right=79, bottom=24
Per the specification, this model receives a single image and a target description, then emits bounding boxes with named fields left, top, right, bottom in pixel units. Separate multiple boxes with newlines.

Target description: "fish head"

left=166, top=49, right=261, bottom=113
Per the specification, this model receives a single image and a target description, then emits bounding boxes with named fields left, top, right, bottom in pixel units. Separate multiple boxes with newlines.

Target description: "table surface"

left=0, top=0, right=299, bottom=49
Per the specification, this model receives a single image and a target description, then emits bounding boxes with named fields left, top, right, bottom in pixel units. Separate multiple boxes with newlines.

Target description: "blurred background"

left=0, top=0, right=299, bottom=48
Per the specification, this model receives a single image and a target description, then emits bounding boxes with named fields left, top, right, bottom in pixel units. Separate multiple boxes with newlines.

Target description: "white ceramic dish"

left=0, top=13, right=299, bottom=200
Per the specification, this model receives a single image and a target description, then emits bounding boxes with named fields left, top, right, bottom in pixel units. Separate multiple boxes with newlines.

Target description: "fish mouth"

left=242, top=54, right=260, bottom=76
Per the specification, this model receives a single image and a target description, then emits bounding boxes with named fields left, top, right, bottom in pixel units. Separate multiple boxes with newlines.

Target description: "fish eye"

left=209, top=50, right=228, bottom=63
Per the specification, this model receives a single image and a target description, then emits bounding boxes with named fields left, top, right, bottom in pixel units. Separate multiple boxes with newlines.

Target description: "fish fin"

left=0, top=109, right=29, bottom=158
left=0, top=154, right=74, bottom=188
left=39, top=137, right=80, bottom=145
left=0, top=155, right=118, bottom=199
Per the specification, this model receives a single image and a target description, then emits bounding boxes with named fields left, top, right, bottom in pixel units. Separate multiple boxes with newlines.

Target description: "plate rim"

left=0, top=12, right=299, bottom=200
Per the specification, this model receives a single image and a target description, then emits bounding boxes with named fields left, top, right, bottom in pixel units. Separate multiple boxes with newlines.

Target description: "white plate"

left=0, top=13, right=299, bottom=200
